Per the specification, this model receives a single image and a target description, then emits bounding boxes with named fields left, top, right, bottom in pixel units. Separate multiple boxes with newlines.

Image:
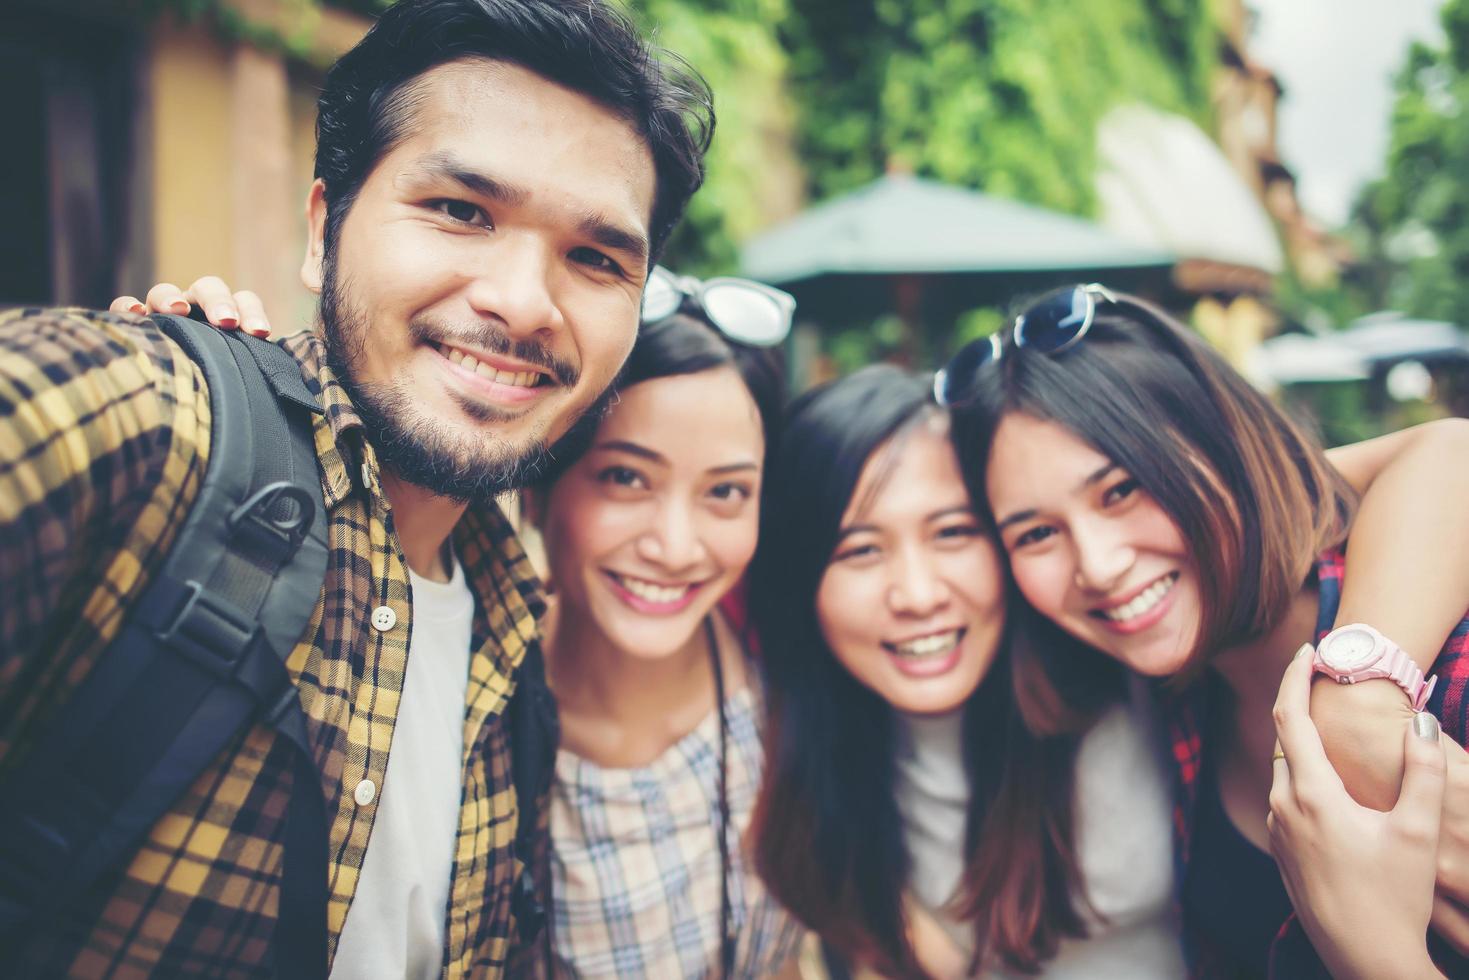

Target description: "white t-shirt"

left=896, top=680, right=1184, bottom=979
left=330, top=557, right=474, bottom=979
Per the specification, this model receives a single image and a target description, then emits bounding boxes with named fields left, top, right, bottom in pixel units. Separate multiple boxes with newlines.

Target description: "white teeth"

left=1101, top=574, right=1177, bottom=622
left=487, top=367, right=536, bottom=387
left=498, top=370, right=538, bottom=387
left=890, top=630, right=961, bottom=659
left=440, top=343, right=540, bottom=387
left=616, top=574, right=692, bottom=605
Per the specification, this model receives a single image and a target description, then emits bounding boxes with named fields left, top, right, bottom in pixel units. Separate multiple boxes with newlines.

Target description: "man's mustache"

left=409, top=317, right=579, bottom=388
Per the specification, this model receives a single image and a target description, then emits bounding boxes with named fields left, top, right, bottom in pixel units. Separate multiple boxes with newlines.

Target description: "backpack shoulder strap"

left=0, top=315, right=330, bottom=977
left=508, top=636, right=557, bottom=958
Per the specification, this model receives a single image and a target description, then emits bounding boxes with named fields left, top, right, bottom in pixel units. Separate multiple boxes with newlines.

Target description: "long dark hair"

left=748, top=365, right=1115, bottom=975
left=949, top=292, right=1356, bottom=679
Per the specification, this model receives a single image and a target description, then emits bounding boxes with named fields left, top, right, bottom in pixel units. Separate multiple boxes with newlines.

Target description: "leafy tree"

left=627, top=0, right=795, bottom=274
left=1353, top=0, right=1469, bottom=327
left=777, top=0, right=1218, bottom=216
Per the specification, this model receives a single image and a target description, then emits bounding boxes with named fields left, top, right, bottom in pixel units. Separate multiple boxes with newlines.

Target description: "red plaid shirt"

left=1159, top=549, right=1469, bottom=978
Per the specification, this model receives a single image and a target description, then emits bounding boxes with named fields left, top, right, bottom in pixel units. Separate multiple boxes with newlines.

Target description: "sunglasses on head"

left=641, top=266, right=796, bottom=348
left=933, top=283, right=1123, bottom=407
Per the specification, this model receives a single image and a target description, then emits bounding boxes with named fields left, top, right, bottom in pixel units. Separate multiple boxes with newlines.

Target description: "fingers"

left=1272, top=644, right=1342, bottom=795
left=144, top=282, right=191, bottom=316
left=1392, top=712, right=1447, bottom=846
left=183, top=276, right=240, bottom=328
left=135, top=278, right=271, bottom=336
left=1432, top=894, right=1469, bottom=956
left=231, top=290, right=272, bottom=337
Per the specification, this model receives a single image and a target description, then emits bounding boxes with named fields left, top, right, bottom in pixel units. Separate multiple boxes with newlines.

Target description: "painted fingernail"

left=244, top=319, right=270, bottom=336
left=169, top=300, right=190, bottom=315
left=214, top=307, right=239, bottom=327
left=128, top=302, right=146, bottom=314
left=1295, top=643, right=1313, bottom=661
left=1415, top=711, right=1441, bottom=741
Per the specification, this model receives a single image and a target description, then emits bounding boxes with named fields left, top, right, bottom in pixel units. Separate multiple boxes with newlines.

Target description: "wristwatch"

left=1312, top=623, right=1437, bottom=711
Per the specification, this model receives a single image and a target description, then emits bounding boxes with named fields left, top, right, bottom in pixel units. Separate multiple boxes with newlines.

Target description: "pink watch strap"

left=1383, top=645, right=1437, bottom=711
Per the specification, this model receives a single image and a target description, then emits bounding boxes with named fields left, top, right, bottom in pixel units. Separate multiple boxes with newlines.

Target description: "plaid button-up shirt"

left=1160, top=549, right=1469, bottom=979
left=550, top=678, right=804, bottom=977
left=0, top=308, right=547, bottom=977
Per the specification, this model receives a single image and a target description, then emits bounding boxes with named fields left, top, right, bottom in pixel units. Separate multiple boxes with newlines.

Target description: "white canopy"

left=1096, top=104, right=1285, bottom=275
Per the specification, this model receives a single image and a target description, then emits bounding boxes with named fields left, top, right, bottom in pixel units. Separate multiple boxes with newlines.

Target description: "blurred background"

left=4, top=0, right=1467, bottom=443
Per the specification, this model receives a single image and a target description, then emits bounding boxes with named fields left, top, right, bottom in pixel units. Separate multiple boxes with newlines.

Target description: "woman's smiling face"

left=538, top=365, right=764, bottom=660
left=815, top=416, right=1007, bottom=716
left=985, top=411, right=1201, bottom=677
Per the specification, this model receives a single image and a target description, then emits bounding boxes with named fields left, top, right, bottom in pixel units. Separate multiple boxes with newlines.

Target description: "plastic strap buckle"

left=156, top=582, right=258, bottom=678
left=227, top=482, right=316, bottom=567
left=1415, top=675, right=1439, bottom=713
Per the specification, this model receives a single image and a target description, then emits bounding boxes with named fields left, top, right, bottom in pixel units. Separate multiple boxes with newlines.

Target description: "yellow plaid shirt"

left=0, top=308, right=548, bottom=977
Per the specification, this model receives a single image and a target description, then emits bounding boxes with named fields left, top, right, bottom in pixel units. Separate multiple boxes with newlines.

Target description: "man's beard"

left=319, top=259, right=586, bottom=503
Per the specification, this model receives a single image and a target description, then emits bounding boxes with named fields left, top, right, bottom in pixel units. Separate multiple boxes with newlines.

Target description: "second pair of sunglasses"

left=641, top=267, right=795, bottom=347
left=933, top=283, right=1125, bottom=407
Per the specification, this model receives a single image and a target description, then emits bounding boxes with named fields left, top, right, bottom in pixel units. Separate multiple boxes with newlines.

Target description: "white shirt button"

left=353, top=779, right=376, bottom=806
left=360, top=462, right=372, bottom=490
left=370, top=605, right=397, bottom=632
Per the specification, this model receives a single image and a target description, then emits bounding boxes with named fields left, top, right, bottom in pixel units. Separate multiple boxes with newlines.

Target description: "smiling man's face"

left=303, top=58, right=656, bottom=499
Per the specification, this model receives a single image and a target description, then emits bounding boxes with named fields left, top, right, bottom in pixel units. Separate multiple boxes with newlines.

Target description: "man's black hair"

left=314, top=0, right=714, bottom=264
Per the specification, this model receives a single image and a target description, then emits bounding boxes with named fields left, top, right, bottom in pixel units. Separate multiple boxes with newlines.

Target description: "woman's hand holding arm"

left=1270, top=648, right=1446, bottom=980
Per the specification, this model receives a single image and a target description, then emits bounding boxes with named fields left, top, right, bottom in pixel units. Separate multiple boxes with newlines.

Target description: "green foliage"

left=1281, top=382, right=1380, bottom=448
left=625, top=0, right=794, bottom=274
left=779, top=0, right=1218, bottom=216
left=828, top=314, right=907, bottom=374
left=953, top=305, right=1006, bottom=346
left=1352, top=0, right=1469, bottom=327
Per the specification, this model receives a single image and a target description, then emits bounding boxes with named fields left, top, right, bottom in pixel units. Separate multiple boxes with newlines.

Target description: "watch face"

left=1323, top=627, right=1378, bottom=669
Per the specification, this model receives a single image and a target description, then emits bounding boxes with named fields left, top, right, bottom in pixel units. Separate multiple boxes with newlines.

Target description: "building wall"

left=149, top=24, right=238, bottom=287
left=0, top=1, right=367, bottom=323
left=147, top=9, right=367, bottom=332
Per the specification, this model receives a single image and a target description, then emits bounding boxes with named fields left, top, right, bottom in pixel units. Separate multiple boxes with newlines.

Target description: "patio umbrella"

left=739, top=173, right=1176, bottom=346
left=1246, top=332, right=1370, bottom=389
left=1339, top=313, right=1469, bottom=366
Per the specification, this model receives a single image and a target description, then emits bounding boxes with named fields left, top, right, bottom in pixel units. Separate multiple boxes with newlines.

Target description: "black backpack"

left=0, top=314, right=553, bottom=976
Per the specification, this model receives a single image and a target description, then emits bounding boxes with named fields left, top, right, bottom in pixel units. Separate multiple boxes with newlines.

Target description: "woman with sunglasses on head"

left=938, top=284, right=1469, bottom=978
left=116, top=270, right=806, bottom=978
